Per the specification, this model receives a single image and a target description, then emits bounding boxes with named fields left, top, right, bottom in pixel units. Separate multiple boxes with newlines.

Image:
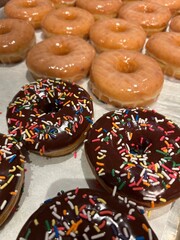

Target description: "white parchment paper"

left=0, top=7, right=180, bottom=240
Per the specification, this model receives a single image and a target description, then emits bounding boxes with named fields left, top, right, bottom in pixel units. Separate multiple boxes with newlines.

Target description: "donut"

left=90, top=50, right=164, bottom=107
left=50, top=0, right=76, bottom=8
left=26, top=35, right=95, bottom=82
left=4, top=0, right=54, bottom=29
left=146, top=32, right=180, bottom=79
left=118, top=1, right=171, bottom=36
left=169, top=15, right=180, bottom=32
left=76, top=0, right=123, bottom=20
left=90, top=18, right=146, bottom=52
left=0, top=18, right=35, bottom=64
left=6, top=79, right=94, bottom=157
left=17, top=188, right=158, bottom=239
left=0, top=133, right=25, bottom=227
left=145, top=0, right=180, bottom=15
left=41, top=7, right=94, bottom=38
left=85, top=108, right=180, bottom=208
left=0, top=0, right=10, bottom=8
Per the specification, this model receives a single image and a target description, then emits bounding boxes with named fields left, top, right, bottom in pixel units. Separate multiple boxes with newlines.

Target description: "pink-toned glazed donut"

left=90, top=18, right=146, bottom=52
left=76, top=0, right=123, bottom=20
left=169, top=15, right=180, bottom=32
left=4, top=0, right=54, bottom=29
left=118, top=1, right=171, bottom=36
left=41, top=7, right=94, bottom=38
left=0, top=18, right=35, bottom=63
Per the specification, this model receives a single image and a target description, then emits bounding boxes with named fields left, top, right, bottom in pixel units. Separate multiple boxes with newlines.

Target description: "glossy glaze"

left=7, top=79, right=93, bottom=156
left=42, top=7, right=94, bottom=38
left=0, top=133, right=24, bottom=226
left=26, top=35, right=95, bottom=82
left=85, top=109, right=180, bottom=208
left=0, top=18, right=35, bottom=63
left=17, top=188, right=158, bottom=239
left=76, top=0, right=122, bottom=19
left=4, top=0, right=54, bottom=29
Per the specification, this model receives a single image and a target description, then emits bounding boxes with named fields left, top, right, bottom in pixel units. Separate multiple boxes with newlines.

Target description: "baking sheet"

left=0, top=7, right=180, bottom=240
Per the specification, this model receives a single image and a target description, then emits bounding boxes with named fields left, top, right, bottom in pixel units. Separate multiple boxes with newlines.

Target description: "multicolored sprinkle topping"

left=85, top=108, right=180, bottom=207
left=6, top=79, right=93, bottom=156
left=0, top=133, right=25, bottom=226
left=17, top=188, right=158, bottom=240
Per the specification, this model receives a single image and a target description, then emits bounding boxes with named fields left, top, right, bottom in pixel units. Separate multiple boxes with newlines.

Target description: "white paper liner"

left=0, top=6, right=180, bottom=240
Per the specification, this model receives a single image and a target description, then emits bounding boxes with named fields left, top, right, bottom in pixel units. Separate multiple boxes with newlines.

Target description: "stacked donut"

left=0, top=0, right=179, bottom=239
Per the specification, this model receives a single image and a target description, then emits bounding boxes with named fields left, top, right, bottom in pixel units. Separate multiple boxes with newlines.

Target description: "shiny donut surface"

left=7, top=79, right=93, bottom=156
left=85, top=108, right=180, bottom=208
left=17, top=188, right=158, bottom=239
left=0, top=133, right=25, bottom=226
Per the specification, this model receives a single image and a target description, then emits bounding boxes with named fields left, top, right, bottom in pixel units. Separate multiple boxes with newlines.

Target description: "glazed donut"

left=118, top=1, right=171, bottom=36
left=4, top=0, right=54, bottom=29
left=145, top=0, right=180, bottom=15
left=17, top=188, right=158, bottom=239
left=26, top=35, right=95, bottom=82
left=146, top=32, right=180, bottom=79
left=90, top=18, right=146, bottom=52
left=7, top=79, right=93, bottom=157
left=169, top=15, right=180, bottom=32
left=51, top=0, right=76, bottom=8
left=90, top=50, right=164, bottom=107
left=76, top=0, right=123, bottom=20
left=41, top=7, right=94, bottom=38
left=0, top=18, right=35, bottom=64
left=0, top=133, right=25, bottom=227
left=0, top=0, right=10, bottom=8
left=85, top=108, right=180, bottom=208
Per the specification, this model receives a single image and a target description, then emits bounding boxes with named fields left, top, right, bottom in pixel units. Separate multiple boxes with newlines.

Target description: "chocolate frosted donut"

left=17, top=188, right=158, bottom=239
left=7, top=79, right=93, bottom=157
left=85, top=108, right=180, bottom=208
left=0, top=133, right=25, bottom=227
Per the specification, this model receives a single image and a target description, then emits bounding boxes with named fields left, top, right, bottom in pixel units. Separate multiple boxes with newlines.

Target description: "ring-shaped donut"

left=85, top=108, right=180, bottom=208
left=76, top=0, right=123, bottom=20
left=7, top=79, right=93, bottom=157
left=41, top=7, right=94, bottom=38
left=146, top=32, right=180, bottom=79
left=90, top=18, right=146, bottom=52
left=118, top=1, right=171, bottom=36
left=4, top=0, right=54, bottom=29
left=169, top=15, right=180, bottom=33
left=26, top=35, right=95, bottom=82
left=0, top=18, right=35, bottom=63
left=17, top=188, right=158, bottom=239
left=0, top=133, right=25, bottom=227
left=90, top=50, right=164, bottom=107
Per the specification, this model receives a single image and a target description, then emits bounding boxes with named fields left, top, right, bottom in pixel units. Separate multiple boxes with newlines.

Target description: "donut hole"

left=138, top=5, right=155, bottom=13
left=52, top=44, right=70, bottom=56
left=43, top=102, right=63, bottom=114
left=62, top=11, right=77, bottom=20
left=116, top=58, right=138, bottom=73
left=129, top=138, right=152, bottom=156
left=22, top=0, right=37, bottom=8
left=111, top=23, right=127, bottom=32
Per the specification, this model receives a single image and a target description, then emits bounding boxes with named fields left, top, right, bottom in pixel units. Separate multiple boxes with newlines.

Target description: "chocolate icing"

left=17, top=188, right=158, bottom=239
left=6, top=79, right=93, bottom=155
left=0, top=133, right=24, bottom=226
left=85, top=108, right=180, bottom=207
